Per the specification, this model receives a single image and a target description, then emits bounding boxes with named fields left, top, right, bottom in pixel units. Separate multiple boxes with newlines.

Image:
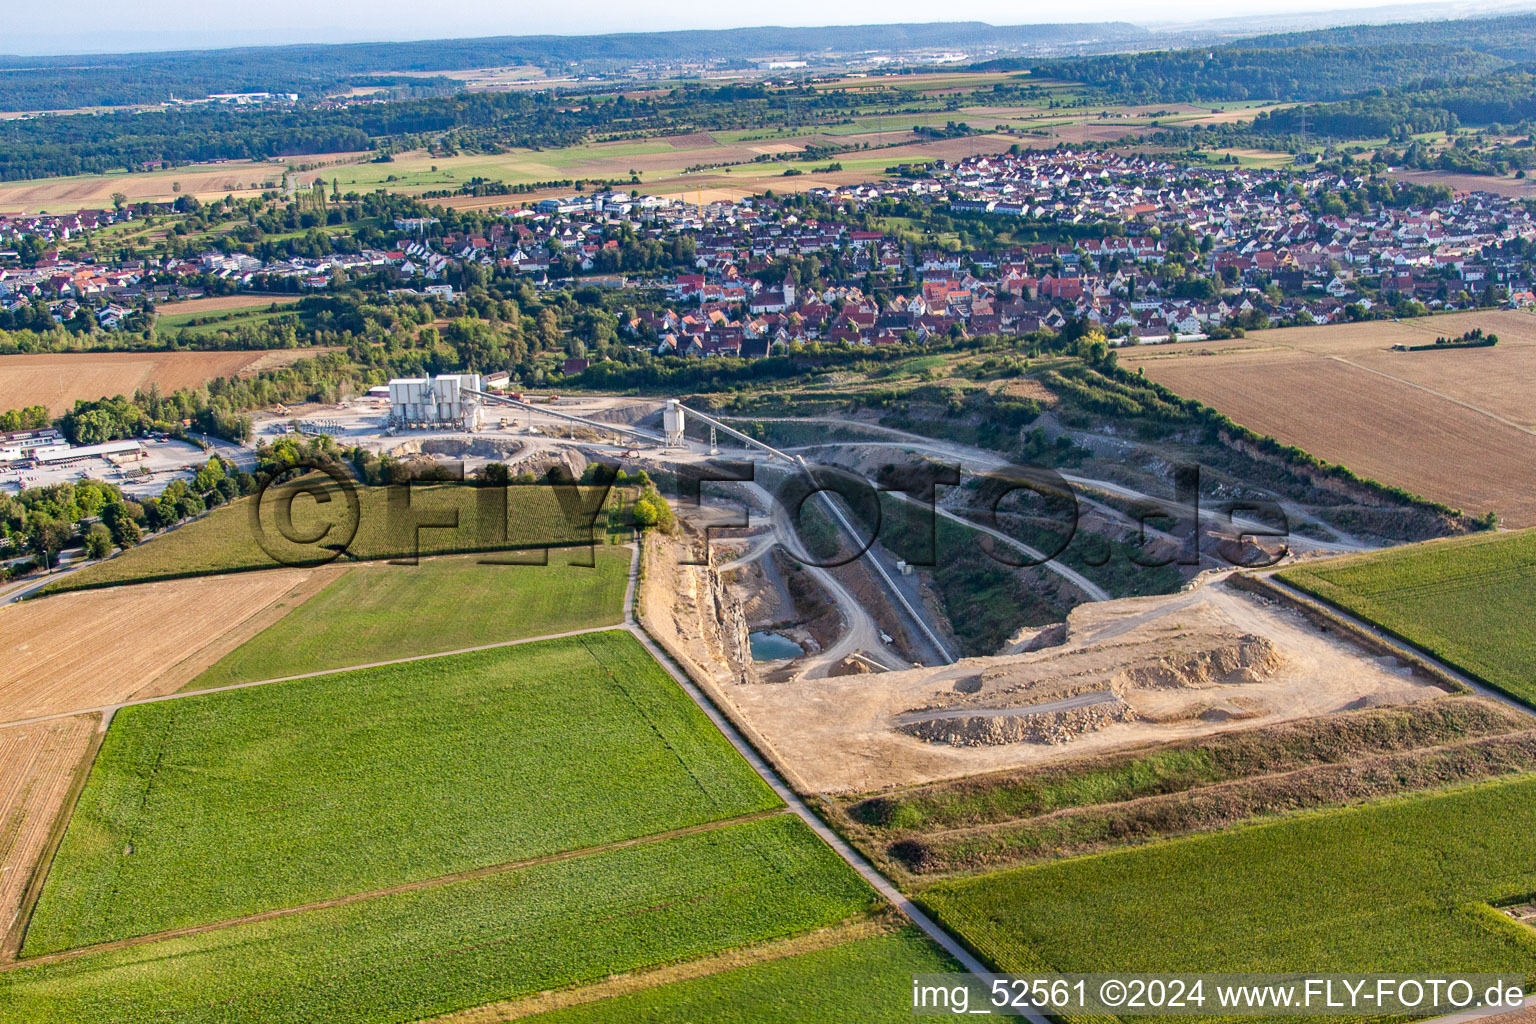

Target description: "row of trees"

left=0, top=456, right=249, bottom=576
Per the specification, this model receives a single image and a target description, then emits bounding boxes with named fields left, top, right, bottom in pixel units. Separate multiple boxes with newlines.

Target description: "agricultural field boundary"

left=0, top=621, right=634, bottom=731
left=3, top=808, right=789, bottom=972
left=1321, top=354, right=1536, bottom=437
left=1232, top=573, right=1474, bottom=695
left=2, top=543, right=641, bottom=731
left=1251, top=571, right=1535, bottom=714
left=423, top=916, right=898, bottom=1023
left=0, top=718, right=103, bottom=962
left=626, top=538, right=1046, bottom=1022
left=6, top=535, right=1024, bottom=1020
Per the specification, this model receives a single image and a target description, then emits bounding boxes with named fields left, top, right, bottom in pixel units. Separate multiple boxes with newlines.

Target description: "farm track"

left=621, top=549, right=1044, bottom=1022
left=0, top=808, right=791, bottom=972
left=1321, top=354, right=1536, bottom=437
left=0, top=540, right=1028, bottom=1014
left=420, top=915, right=896, bottom=1023
left=1258, top=573, right=1536, bottom=719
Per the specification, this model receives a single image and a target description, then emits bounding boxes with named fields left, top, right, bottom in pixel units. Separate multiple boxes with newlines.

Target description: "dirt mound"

left=899, top=700, right=1137, bottom=747
left=723, top=576, right=1451, bottom=793
left=898, top=627, right=1283, bottom=748
left=1113, top=634, right=1281, bottom=689
left=386, top=437, right=525, bottom=460
left=830, top=656, right=875, bottom=677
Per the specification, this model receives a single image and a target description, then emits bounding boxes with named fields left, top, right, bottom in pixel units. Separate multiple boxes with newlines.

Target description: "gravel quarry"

left=726, top=575, right=1452, bottom=793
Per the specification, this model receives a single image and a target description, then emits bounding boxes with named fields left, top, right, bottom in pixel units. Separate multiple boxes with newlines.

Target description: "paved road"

left=726, top=414, right=1368, bottom=557
left=733, top=481, right=907, bottom=678
left=2, top=538, right=1040, bottom=1017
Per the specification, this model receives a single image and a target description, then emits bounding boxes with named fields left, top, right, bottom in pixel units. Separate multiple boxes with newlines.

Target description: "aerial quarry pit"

left=696, top=565, right=1448, bottom=794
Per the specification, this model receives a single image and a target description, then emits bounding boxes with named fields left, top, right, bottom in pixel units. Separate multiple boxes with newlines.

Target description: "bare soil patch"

left=0, top=152, right=371, bottom=214
left=1118, top=342, right=1536, bottom=525
left=0, top=349, right=314, bottom=415
left=665, top=131, right=719, bottom=149
left=727, top=578, right=1448, bottom=793
left=0, top=569, right=315, bottom=722
left=1388, top=169, right=1536, bottom=198
left=0, top=716, right=95, bottom=950
left=156, top=294, right=303, bottom=316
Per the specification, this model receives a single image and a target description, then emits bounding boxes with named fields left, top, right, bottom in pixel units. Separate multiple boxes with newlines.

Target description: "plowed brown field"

left=0, top=569, right=318, bottom=722
left=0, top=349, right=315, bottom=415
left=1119, top=311, right=1536, bottom=526
left=0, top=716, right=95, bottom=949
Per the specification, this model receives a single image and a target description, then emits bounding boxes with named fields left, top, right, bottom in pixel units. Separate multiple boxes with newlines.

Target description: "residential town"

left=4, top=149, right=1535, bottom=348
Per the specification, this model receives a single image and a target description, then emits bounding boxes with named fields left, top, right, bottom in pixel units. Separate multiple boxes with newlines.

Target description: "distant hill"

left=0, top=22, right=1150, bottom=111
left=1027, top=12, right=1536, bottom=103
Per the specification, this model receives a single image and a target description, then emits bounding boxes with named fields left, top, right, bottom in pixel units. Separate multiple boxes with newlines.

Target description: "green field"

left=3, top=815, right=878, bottom=1024
left=1278, top=529, right=1536, bottom=706
left=156, top=307, right=301, bottom=335
left=47, top=481, right=615, bottom=593
left=188, top=548, right=629, bottom=687
left=25, top=631, right=781, bottom=953
left=921, top=776, right=1536, bottom=989
left=525, top=928, right=960, bottom=1023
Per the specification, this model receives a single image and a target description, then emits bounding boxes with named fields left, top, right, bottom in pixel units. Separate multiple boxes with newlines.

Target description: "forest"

left=0, top=81, right=935, bottom=181
left=0, top=22, right=1147, bottom=112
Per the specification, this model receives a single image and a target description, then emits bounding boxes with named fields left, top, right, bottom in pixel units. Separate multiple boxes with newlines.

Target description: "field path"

left=2, top=540, right=1044, bottom=1018
left=0, top=619, right=633, bottom=731
left=1321, top=354, right=1536, bottom=436
left=619, top=545, right=1045, bottom=1021
left=1258, top=573, right=1536, bottom=720
left=0, top=808, right=789, bottom=973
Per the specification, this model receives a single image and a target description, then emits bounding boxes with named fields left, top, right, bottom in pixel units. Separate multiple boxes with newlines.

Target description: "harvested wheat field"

left=0, top=349, right=315, bottom=416
left=0, top=569, right=325, bottom=722
left=155, top=294, right=304, bottom=317
left=727, top=577, right=1448, bottom=793
left=0, top=715, right=95, bottom=949
left=1119, top=313, right=1536, bottom=525
left=0, top=153, right=370, bottom=214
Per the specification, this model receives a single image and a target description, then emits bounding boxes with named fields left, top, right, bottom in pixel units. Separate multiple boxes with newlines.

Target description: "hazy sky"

left=0, top=0, right=1489, bottom=54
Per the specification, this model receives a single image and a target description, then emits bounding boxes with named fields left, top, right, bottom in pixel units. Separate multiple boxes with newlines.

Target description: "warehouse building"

left=32, top=440, right=147, bottom=466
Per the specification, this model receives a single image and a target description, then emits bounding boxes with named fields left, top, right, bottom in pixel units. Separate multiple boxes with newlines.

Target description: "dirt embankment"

left=856, top=697, right=1536, bottom=876
left=639, top=524, right=756, bottom=691
left=897, top=631, right=1282, bottom=747
left=726, top=576, right=1451, bottom=793
left=385, top=437, right=526, bottom=461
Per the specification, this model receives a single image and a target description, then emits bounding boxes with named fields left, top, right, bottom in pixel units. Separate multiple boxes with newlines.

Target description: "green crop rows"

left=2, top=815, right=877, bottom=1024
left=189, top=547, right=629, bottom=687
left=1279, top=529, right=1536, bottom=706
left=47, top=481, right=616, bottom=593
left=25, top=631, right=780, bottom=953
left=921, top=775, right=1536, bottom=1012
left=525, top=928, right=962, bottom=1023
